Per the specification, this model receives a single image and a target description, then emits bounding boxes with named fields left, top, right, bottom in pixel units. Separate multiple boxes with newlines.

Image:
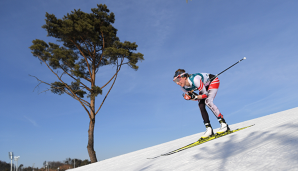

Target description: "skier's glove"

left=183, top=92, right=198, bottom=100
left=188, top=91, right=198, bottom=100
left=183, top=93, right=191, bottom=100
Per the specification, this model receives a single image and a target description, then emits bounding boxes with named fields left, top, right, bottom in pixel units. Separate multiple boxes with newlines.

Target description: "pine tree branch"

left=35, top=55, right=91, bottom=118
left=100, top=66, right=121, bottom=89
left=63, top=89, right=91, bottom=107
left=60, top=67, right=91, bottom=91
left=71, top=39, right=93, bottom=83
left=100, top=60, right=127, bottom=89
left=96, top=31, right=105, bottom=69
left=80, top=36, right=94, bottom=62
left=93, top=43, right=96, bottom=57
left=96, top=56, right=124, bottom=115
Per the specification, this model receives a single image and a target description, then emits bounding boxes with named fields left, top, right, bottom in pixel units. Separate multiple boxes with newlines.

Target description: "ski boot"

left=216, top=118, right=230, bottom=134
left=200, top=122, right=214, bottom=140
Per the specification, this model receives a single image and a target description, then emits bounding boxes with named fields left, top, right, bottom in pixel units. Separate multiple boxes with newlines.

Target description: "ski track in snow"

left=68, top=107, right=298, bottom=171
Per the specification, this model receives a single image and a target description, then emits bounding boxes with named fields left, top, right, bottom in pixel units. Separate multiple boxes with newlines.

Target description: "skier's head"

left=173, top=69, right=189, bottom=87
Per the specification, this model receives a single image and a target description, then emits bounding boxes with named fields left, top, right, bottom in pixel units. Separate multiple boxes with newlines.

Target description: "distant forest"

left=0, top=158, right=91, bottom=171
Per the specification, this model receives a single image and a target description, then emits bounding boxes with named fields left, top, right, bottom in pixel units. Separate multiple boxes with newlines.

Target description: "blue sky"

left=1, top=0, right=298, bottom=168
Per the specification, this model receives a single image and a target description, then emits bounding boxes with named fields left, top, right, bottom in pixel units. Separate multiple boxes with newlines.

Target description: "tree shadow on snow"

left=192, top=122, right=298, bottom=171
left=137, top=164, right=153, bottom=171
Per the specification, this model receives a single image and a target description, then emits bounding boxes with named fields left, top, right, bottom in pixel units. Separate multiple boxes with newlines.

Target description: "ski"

left=147, top=124, right=254, bottom=159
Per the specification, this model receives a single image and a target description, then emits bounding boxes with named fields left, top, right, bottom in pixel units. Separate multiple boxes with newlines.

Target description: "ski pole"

left=189, top=57, right=246, bottom=93
left=209, top=57, right=246, bottom=81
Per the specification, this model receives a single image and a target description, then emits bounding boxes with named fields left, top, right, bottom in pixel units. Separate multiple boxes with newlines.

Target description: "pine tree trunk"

left=87, top=67, right=97, bottom=163
left=87, top=117, right=98, bottom=163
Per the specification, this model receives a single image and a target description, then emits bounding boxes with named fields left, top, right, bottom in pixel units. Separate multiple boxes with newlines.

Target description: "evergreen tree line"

left=0, top=160, right=12, bottom=171
left=0, top=158, right=90, bottom=171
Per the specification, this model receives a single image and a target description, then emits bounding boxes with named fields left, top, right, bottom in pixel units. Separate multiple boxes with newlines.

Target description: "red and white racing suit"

left=181, top=73, right=223, bottom=121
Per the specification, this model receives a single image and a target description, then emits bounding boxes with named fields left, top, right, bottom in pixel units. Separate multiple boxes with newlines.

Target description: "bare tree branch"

left=30, top=74, right=91, bottom=107
left=30, top=74, right=54, bottom=94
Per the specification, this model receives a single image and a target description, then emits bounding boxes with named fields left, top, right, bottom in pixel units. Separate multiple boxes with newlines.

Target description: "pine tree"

left=29, top=4, right=144, bottom=163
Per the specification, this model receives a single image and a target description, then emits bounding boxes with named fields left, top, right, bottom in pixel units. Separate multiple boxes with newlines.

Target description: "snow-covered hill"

left=69, top=107, right=298, bottom=171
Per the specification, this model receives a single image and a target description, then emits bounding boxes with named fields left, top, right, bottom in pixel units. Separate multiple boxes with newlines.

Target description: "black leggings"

left=199, top=99, right=210, bottom=124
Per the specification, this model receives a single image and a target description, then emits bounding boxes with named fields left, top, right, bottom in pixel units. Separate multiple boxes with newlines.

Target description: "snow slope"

left=69, top=107, right=298, bottom=171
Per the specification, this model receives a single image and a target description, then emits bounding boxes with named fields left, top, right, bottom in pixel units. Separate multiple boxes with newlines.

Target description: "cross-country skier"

left=173, top=69, right=230, bottom=139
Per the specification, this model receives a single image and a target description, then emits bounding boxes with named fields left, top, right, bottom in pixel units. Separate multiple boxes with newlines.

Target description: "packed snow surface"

left=69, top=107, right=298, bottom=171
